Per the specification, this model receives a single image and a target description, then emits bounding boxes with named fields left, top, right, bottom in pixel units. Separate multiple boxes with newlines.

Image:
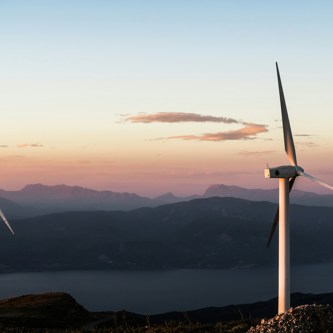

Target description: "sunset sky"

left=0, top=1, right=332, bottom=196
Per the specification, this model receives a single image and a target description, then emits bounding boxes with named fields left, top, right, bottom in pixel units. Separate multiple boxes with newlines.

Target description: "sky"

left=0, top=1, right=332, bottom=197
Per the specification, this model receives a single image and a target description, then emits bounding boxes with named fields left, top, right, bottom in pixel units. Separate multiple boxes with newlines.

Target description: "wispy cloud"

left=297, top=141, right=318, bottom=148
left=9, top=155, right=26, bottom=159
left=159, top=124, right=268, bottom=142
left=17, top=143, right=44, bottom=148
left=125, top=112, right=239, bottom=124
left=126, top=112, right=268, bottom=142
left=237, top=150, right=275, bottom=156
left=294, top=134, right=313, bottom=137
left=0, top=145, right=8, bottom=148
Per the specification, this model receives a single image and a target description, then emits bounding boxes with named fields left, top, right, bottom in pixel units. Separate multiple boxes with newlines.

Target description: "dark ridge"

left=2, top=196, right=333, bottom=272
left=145, top=292, right=333, bottom=324
left=0, top=292, right=90, bottom=328
left=94, top=292, right=333, bottom=327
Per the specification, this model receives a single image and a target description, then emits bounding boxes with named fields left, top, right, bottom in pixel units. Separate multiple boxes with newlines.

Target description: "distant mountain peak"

left=22, top=183, right=47, bottom=191
left=205, top=183, right=260, bottom=194
left=21, top=183, right=97, bottom=193
left=154, top=192, right=178, bottom=200
left=0, top=183, right=330, bottom=220
left=204, top=183, right=333, bottom=206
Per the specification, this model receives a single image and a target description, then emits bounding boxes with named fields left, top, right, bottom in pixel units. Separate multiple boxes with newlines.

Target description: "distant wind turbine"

left=265, top=63, right=333, bottom=314
left=0, top=208, right=14, bottom=235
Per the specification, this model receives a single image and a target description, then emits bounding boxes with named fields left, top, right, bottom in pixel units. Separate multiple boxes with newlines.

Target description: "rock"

left=248, top=304, right=333, bottom=333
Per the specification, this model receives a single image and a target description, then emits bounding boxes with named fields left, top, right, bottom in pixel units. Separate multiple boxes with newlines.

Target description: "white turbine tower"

left=265, top=63, right=333, bottom=314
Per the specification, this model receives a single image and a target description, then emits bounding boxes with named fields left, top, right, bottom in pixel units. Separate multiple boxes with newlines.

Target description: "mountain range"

left=204, top=184, right=333, bottom=207
left=0, top=183, right=332, bottom=219
left=1, top=196, right=333, bottom=272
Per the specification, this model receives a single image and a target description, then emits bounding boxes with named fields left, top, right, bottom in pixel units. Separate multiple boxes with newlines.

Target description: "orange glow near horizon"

left=0, top=136, right=332, bottom=197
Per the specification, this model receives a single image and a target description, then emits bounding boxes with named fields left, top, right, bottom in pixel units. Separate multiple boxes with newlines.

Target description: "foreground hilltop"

left=1, top=292, right=333, bottom=332
left=0, top=292, right=89, bottom=328
left=249, top=304, right=333, bottom=333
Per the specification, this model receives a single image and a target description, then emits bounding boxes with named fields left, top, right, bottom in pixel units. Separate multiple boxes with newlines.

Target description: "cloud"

left=0, top=145, right=8, bottom=148
left=125, top=112, right=239, bottom=124
left=237, top=150, right=275, bottom=156
left=17, top=143, right=44, bottom=148
left=294, top=134, right=313, bottom=137
left=296, top=141, right=318, bottom=148
left=159, top=124, right=268, bottom=142
left=126, top=112, right=268, bottom=142
left=9, top=155, right=26, bottom=159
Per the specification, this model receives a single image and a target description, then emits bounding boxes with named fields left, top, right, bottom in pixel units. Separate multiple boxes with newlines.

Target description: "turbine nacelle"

left=265, top=165, right=300, bottom=179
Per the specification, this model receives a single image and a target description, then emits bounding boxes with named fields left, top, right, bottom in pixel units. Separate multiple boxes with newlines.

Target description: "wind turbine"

left=265, top=63, right=333, bottom=314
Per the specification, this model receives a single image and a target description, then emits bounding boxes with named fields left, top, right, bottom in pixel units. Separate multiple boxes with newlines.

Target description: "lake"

left=1, top=263, right=333, bottom=314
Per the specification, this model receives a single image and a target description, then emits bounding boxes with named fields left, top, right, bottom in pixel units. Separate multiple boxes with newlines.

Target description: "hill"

left=102, top=291, right=333, bottom=324
left=0, top=292, right=89, bottom=328
left=2, top=197, right=333, bottom=271
left=249, top=303, right=333, bottom=333
left=0, top=197, right=37, bottom=219
left=2, top=291, right=333, bottom=331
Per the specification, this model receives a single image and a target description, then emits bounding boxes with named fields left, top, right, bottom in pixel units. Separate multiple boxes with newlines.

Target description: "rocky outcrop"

left=248, top=304, right=333, bottom=333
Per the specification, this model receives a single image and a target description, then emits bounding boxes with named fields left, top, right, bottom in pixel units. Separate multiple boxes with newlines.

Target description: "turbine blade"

left=300, top=172, right=333, bottom=191
left=289, top=175, right=297, bottom=190
left=0, top=209, right=15, bottom=235
left=267, top=177, right=296, bottom=247
left=266, top=207, right=279, bottom=248
left=276, top=62, right=298, bottom=166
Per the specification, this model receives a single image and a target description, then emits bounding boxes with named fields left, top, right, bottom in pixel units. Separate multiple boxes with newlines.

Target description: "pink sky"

left=0, top=111, right=332, bottom=197
left=1, top=2, right=332, bottom=197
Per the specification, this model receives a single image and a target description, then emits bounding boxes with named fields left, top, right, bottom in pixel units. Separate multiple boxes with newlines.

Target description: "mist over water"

left=1, top=264, right=333, bottom=314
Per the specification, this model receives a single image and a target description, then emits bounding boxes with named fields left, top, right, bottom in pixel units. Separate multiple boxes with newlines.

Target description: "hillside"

left=0, top=292, right=89, bottom=328
left=1, top=291, right=333, bottom=331
left=0, top=197, right=36, bottom=219
left=1, top=197, right=333, bottom=272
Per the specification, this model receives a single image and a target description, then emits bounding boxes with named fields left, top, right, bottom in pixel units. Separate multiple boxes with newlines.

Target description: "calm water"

left=1, top=264, right=333, bottom=314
